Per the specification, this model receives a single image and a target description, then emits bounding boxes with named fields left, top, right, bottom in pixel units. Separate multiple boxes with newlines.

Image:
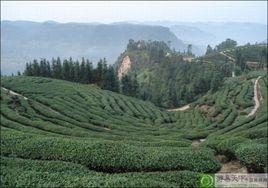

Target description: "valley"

left=1, top=67, right=267, bottom=186
left=1, top=2, right=267, bottom=186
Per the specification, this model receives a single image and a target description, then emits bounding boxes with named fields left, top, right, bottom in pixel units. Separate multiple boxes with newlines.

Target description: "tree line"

left=22, top=57, right=139, bottom=96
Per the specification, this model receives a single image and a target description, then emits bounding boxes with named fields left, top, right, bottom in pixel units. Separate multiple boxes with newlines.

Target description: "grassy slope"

left=1, top=74, right=267, bottom=186
left=195, top=71, right=268, bottom=172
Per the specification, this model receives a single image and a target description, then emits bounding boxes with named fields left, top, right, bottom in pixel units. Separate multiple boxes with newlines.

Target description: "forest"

left=22, top=39, right=260, bottom=108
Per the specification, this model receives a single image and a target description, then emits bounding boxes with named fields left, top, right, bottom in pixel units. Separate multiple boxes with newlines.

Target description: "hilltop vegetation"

left=201, top=41, right=267, bottom=71
left=1, top=71, right=267, bottom=186
left=115, top=39, right=266, bottom=108
left=116, top=40, right=233, bottom=108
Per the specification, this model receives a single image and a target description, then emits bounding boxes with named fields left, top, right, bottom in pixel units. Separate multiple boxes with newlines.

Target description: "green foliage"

left=235, top=143, right=267, bottom=172
left=215, top=38, right=237, bottom=51
left=1, top=129, right=221, bottom=173
left=1, top=156, right=201, bottom=188
left=24, top=57, right=119, bottom=92
left=205, top=45, right=214, bottom=55
left=116, top=39, right=233, bottom=108
left=1, top=70, right=267, bottom=186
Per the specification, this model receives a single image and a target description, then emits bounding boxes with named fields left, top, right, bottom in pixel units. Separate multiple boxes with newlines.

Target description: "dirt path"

left=2, top=87, right=28, bottom=100
left=219, top=51, right=235, bottom=62
left=167, top=104, right=190, bottom=112
left=216, top=155, right=248, bottom=173
left=247, top=76, right=262, bottom=117
left=192, top=140, right=248, bottom=173
left=191, top=139, right=206, bottom=147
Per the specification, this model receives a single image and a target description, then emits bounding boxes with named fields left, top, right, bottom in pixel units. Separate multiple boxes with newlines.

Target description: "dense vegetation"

left=195, top=71, right=268, bottom=173
left=116, top=40, right=233, bottom=107
left=1, top=69, right=267, bottom=186
left=21, top=40, right=267, bottom=109
left=203, top=42, right=267, bottom=72
left=22, top=57, right=120, bottom=92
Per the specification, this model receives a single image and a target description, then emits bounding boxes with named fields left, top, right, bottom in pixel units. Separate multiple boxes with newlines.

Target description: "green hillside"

left=116, top=40, right=233, bottom=108
left=1, top=73, right=267, bottom=186
left=199, top=44, right=267, bottom=66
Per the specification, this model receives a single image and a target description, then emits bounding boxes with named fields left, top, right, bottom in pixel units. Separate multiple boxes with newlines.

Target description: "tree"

left=205, top=45, right=213, bottom=55
left=85, top=60, right=93, bottom=83
left=127, top=39, right=136, bottom=50
left=103, top=66, right=119, bottom=92
left=216, top=39, right=237, bottom=51
left=68, top=57, right=74, bottom=81
left=39, top=58, right=47, bottom=77
left=46, top=60, right=51, bottom=77
left=235, top=49, right=246, bottom=71
left=52, top=57, right=62, bottom=79
left=121, top=75, right=132, bottom=96
left=260, top=48, right=267, bottom=69
left=187, top=44, right=193, bottom=56
left=131, top=73, right=139, bottom=97
left=62, top=59, right=70, bottom=80
left=24, top=63, right=33, bottom=76
left=210, top=73, right=223, bottom=92
left=74, top=61, right=80, bottom=82
left=32, top=59, right=40, bottom=76
left=80, top=57, right=87, bottom=83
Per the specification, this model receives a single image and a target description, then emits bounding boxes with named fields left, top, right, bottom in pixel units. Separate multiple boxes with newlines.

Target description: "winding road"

left=247, top=76, right=262, bottom=117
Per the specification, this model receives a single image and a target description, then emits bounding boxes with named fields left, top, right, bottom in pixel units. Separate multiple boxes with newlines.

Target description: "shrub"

left=235, top=143, right=267, bottom=172
left=1, top=129, right=221, bottom=173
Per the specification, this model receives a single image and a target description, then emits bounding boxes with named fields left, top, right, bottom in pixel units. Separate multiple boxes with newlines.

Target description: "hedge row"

left=235, top=143, right=267, bottom=172
left=203, top=136, right=267, bottom=172
left=1, top=129, right=221, bottom=173
left=1, top=156, right=201, bottom=187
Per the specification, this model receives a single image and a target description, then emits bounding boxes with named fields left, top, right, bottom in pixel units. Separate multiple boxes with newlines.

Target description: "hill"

left=1, top=72, right=267, bottom=186
left=198, top=44, right=267, bottom=71
left=1, top=20, right=186, bottom=75
left=115, top=40, right=233, bottom=108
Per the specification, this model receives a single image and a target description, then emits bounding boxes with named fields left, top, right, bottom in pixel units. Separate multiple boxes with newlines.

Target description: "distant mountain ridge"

left=1, top=20, right=186, bottom=75
left=140, top=21, right=267, bottom=46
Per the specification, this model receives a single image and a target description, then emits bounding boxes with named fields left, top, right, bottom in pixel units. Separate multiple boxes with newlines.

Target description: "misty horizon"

left=2, top=1, right=267, bottom=24
left=1, top=19, right=267, bottom=25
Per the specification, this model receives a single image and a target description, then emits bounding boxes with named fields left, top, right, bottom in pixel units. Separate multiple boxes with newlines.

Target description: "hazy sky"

left=1, top=1, right=267, bottom=24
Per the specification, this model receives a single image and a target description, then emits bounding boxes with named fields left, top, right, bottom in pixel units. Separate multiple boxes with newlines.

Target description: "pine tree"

left=103, top=66, right=119, bottom=92
left=80, top=57, right=86, bottom=83
left=95, top=59, right=104, bottom=86
left=32, top=59, right=40, bottom=76
left=131, top=73, right=139, bottom=97
left=68, top=57, right=74, bottom=81
left=85, top=60, right=93, bottom=83
left=40, top=58, right=47, bottom=77
left=121, top=75, right=132, bottom=96
left=62, top=59, right=70, bottom=80
left=52, top=57, right=62, bottom=79
left=74, top=61, right=80, bottom=82
left=205, top=45, right=213, bottom=55
left=51, top=58, right=57, bottom=78
left=24, top=63, right=33, bottom=76
left=46, top=60, right=51, bottom=77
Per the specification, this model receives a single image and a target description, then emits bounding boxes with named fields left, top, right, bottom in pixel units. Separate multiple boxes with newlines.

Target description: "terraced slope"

left=1, top=74, right=267, bottom=186
left=194, top=71, right=268, bottom=172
